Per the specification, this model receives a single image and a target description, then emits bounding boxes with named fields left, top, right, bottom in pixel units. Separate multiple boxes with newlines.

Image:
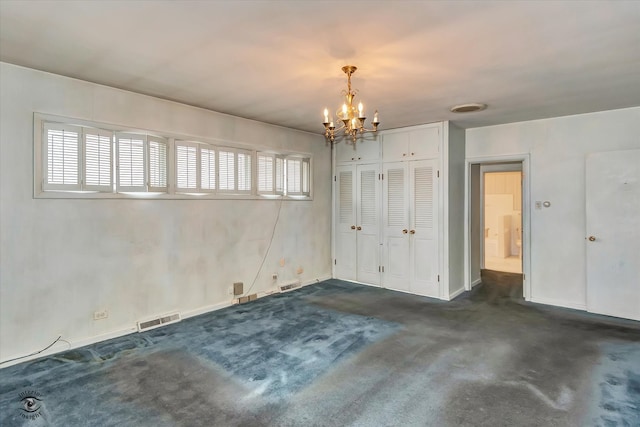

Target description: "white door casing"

left=586, top=149, right=640, bottom=321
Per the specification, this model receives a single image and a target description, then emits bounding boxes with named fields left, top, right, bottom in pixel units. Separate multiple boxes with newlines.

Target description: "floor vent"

left=279, top=281, right=301, bottom=293
left=137, top=313, right=181, bottom=332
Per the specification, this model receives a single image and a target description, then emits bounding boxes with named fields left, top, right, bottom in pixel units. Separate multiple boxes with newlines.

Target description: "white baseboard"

left=0, top=275, right=336, bottom=369
left=303, top=275, right=332, bottom=286
left=529, top=296, right=587, bottom=312
left=182, top=300, right=234, bottom=319
left=471, top=278, right=482, bottom=288
left=448, top=287, right=466, bottom=301
left=0, top=326, right=137, bottom=369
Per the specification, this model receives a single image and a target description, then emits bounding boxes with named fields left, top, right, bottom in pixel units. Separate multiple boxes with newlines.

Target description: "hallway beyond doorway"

left=485, top=255, right=521, bottom=273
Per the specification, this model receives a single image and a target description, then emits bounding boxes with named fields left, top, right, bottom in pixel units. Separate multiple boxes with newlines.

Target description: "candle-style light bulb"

left=342, top=103, right=348, bottom=119
left=358, top=102, right=364, bottom=118
left=373, top=110, right=379, bottom=123
left=323, top=108, right=329, bottom=123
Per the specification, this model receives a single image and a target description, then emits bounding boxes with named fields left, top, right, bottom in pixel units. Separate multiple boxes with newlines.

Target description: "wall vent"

left=137, top=312, right=181, bottom=332
left=279, top=281, right=301, bottom=293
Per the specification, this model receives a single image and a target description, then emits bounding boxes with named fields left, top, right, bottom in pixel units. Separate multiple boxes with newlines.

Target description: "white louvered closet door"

left=335, top=165, right=357, bottom=281
left=383, top=162, right=410, bottom=291
left=410, top=159, right=439, bottom=297
left=356, top=164, right=381, bottom=285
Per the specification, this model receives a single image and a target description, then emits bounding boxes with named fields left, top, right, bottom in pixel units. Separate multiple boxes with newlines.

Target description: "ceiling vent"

left=450, top=103, right=487, bottom=113
left=137, top=313, right=181, bottom=332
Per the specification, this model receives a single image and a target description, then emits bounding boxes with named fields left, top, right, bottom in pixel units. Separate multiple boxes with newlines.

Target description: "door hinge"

left=523, top=273, right=525, bottom=280
left=382, top=266, right=384, bottom=273
left=437, top=274, right=440, bottom=282
left=437, top=170, right=440, bottom=178
left=334, top=176, right=337, bottom=182
left=334, top=259, right=337, bottom=265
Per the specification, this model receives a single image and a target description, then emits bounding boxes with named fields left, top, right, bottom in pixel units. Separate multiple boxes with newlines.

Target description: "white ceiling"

left=1, top=1, right=639, bottom=134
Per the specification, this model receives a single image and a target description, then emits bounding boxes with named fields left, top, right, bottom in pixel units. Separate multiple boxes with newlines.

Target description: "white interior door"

left=383, top=162, right=410, bottom=291
left=586, top=149, right=640, bottom=321
left=335, top=166, right=356, bottom=281
left=410, top=159, right=439, bottom=297
left=356, top=164, right=381, bottom=284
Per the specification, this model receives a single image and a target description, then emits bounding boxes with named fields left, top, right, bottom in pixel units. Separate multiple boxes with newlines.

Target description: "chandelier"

left=322, top=65, right=380, bottom=144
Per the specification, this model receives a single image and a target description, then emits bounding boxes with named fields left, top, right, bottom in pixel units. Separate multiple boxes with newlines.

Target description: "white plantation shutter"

left=257, top=153, right=274, bottom=193
left=339, top=171, right=353, bottom=224
left=148, top=137, right=168, bottom=192
left=360, top=169, right=377, bottom=226
left=117, top=133, right=146, bottom=191
left=414, top=166, right=434, bottom=229
left=302, top=158, right=310, bottom=195
left=275, top=156, right=285, bottom=194
left=218, top=150, right=235, bottom=191
left=287, top=158, right=302, bottom=195
left=43, top=123, right=81, bottom=190
left=387, top=168, right=405, bottom=227
left=200, top=147, right=216, bottom=191
left=84, top=128, right=113, bottom=191
left=237, top=151, right=251, bottom=192
left=176, top=142, right=198, bottom=191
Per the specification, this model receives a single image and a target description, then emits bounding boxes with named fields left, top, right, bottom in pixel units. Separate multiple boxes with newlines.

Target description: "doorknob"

left=351, top=225, right=356, bottom=230
left=410, top=230, right=416, bottom=234
left=402, top=229, right=408, bottom=234
left=357, top=226, right=362, bottom=231
left=588, top=236, right=596, bottom=241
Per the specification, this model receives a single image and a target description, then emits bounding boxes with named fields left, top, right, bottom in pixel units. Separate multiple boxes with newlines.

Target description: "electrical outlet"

left=272, top=273, right=278, bottom=280
left=93, top=309, right=108, bottom=320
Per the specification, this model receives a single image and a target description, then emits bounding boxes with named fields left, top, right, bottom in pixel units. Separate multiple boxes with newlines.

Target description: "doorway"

left=483, top=170, right=522, bottom=274
left=465, top=156, right=530, bottom=300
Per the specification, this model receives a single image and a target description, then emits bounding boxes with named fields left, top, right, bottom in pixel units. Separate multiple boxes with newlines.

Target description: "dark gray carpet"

left=1, top=279, right=639, bottom=426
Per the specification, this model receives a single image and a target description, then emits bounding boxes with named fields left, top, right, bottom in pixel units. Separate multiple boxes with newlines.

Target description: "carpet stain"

left=1, top=280, right=639, bottom=427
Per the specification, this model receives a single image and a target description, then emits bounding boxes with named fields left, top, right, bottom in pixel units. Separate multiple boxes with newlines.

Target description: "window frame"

left=34, top=113, right=313, bottom=200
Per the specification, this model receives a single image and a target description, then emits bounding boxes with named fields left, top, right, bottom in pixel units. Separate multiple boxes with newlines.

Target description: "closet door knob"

left=351, top=225, right=356, bottom=230
left=357, top=226, right=362, bottom=231
left=588, top=236, right=596, bottom=241
left=410, top=230, right=416, bottom=234
left=402, top=229, right=408, bottom=234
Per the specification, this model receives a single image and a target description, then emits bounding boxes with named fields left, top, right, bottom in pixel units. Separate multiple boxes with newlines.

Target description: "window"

left=257, top=153, right=285, bottom=195
left=84, top=128, right=113, bottom=192
left=286, top=157, right=311, bottom=196
left=258, top=154, right=309, bottom=196
left=148, top=137, right=168, bottom=192
left=116, top=133, right=145, bottom=192
left=175, top=142, right=197, bottom=191
left=217, top=148, right=252, bottom=193
left=37, top=115, right=311, bottom=199
left=43, top=123, right=81, bottom=191
left=200, top=146, right=216, bottom=191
